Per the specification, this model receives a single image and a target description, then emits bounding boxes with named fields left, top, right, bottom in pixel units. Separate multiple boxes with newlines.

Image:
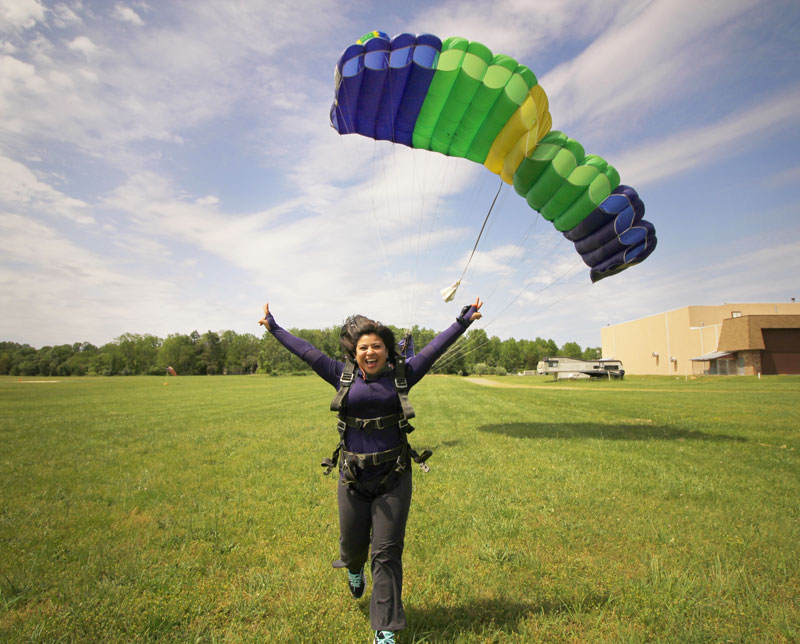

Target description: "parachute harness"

left=322, top=356, right=432, bottom=498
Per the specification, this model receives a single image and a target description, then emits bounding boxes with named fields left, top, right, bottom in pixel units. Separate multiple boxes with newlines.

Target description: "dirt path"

left=464, top=377, right=539, bottom=388
left=462, top=377, right=735, bottom=392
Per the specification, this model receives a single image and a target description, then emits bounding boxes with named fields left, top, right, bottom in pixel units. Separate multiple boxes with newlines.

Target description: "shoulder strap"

left=330, top=357, right=356, bottom=412
left=394, top=356, right=415, bottom=420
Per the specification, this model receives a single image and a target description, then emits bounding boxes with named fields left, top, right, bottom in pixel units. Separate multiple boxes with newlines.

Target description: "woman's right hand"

left=258, top=302, right=271, bottom=329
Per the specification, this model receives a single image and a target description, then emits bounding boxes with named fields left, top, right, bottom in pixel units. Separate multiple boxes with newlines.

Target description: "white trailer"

left=536, top=357, right=625, bottom=380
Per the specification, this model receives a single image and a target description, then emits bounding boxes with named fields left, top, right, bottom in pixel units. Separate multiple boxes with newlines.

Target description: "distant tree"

left=221, top=330, right=260, bottom=374
left=158, top=334, right=198, bottom=375
left=560, top=341, right=583, bottom=359
left=582, top=346, right=601, bottom=360
left=93, top=343, right=124, bottom=376
left=517, top=338, right=542, bottom=370
left=114, top=333, right=161, bottom=374
left=435, top=335, right=468, bottom=374
left=68, top=342, right=98, bottom=375
left=259, top=331, right=302, bottom=374
left=499, top=337, right=523, bottom=373
left=51, top=344, right=77, bottom=376
left=0, top=323, right=600, bottom=378
left=465, top=328, right=490, bottom=370
left=1, top=342, right=35, bottom=375
left=17, top=358, right=40, bottom=376
left=198, top=331, right=224, bottom=375
left=487, top=336, right=502, bottom=367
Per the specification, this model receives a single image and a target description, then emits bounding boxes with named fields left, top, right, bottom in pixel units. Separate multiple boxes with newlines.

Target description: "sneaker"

left=347, top=567, right=365, bottom=599
left=373, top=631, right=395, bottom=644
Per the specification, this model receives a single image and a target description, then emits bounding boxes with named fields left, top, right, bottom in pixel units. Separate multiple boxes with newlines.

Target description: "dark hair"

left=339, top=315, right=397, bottom=363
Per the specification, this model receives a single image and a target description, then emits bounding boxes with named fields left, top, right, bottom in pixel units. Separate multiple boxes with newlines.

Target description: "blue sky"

left=1, top=0, right=799, bottom=349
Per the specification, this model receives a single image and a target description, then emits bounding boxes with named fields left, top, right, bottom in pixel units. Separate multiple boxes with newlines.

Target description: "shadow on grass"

left=432, top=439, right=463, bottom=449
left=399, top=594, right=611, bottom=642
left=479, top=422, right=746, bottom=442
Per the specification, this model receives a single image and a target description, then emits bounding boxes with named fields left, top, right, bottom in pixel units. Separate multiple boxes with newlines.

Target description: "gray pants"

left=332, top=469, right=412, bottom=632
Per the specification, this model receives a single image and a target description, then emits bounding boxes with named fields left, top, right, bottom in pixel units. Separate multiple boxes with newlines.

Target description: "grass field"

left=1, top=374, right=799, bottom=643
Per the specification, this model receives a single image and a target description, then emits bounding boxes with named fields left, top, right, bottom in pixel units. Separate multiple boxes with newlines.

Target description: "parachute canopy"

left=330, top=32, right=656, bottom=282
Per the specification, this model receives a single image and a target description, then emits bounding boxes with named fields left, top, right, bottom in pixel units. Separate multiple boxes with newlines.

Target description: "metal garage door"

left=761, top=329, right=800, bottom=374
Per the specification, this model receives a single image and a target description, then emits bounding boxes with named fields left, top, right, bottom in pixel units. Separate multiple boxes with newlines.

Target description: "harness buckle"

left=411, top=448, right=432, bottom=473
left=321, top=445, right=341, bottom=476
left=394, top=377, right=408, bottom=390
left=336, top=418, right=347, bottom=433
left=339, top=370, right=355, bottom=386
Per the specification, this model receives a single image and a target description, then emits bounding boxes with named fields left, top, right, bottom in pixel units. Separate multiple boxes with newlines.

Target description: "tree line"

left=0, top=326, right=600, bottom=377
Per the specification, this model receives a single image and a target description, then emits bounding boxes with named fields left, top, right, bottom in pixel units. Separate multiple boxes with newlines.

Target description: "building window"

left=731, top=311, right=742, bottom=318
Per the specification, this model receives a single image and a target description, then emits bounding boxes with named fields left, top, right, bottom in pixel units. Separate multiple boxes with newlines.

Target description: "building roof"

left=690, top=350, right=734, bottom=361
left=717, top=315, right=800, bottom=351
left=604, top=302, right=800, bottom=329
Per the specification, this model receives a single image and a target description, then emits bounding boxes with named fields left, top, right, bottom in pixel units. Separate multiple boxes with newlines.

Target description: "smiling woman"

left=257, top=298, right=482, bottom=644
left=339, top=315, right=396, bottom=376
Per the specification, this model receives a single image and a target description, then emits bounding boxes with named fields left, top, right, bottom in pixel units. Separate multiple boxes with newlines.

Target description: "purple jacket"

left=265, top=308, right=476, bottom=463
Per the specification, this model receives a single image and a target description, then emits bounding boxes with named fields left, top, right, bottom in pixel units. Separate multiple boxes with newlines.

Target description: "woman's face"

left=355, top=333, right=388, bottom=376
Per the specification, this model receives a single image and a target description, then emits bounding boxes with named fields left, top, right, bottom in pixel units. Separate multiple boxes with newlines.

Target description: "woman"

left=258, top=298, right=482, bottom=644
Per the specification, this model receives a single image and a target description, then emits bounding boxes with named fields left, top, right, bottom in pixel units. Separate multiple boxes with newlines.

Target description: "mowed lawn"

left=1, top=374, right=798, bottom=643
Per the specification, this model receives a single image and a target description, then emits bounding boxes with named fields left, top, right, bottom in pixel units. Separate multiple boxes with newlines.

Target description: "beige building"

left=601, top=302, right=800, bottom=375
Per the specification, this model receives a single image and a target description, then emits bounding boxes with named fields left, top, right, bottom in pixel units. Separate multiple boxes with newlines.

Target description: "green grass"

left=1, top=374, right=798, bottom=643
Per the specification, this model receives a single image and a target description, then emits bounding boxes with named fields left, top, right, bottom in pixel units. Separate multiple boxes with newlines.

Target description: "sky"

left=1, top=0, right=799, bottom=350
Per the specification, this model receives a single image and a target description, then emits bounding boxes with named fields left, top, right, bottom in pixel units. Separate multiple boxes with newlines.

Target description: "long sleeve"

left=266, top=313, right=342, bottom=387
left=406, top=305, right=477, bottom=387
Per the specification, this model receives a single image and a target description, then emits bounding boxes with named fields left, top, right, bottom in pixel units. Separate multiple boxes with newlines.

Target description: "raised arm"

left=406, top=298, right=482, bottom=386
left=258, top=302, right=342, bottom=387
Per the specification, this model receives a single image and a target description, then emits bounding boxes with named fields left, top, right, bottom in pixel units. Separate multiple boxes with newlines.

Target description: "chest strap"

left=330, top=357, right=355, bottom=412
left=339, top=412, right=406, bottom=433
left=341, top=444, right=405, bottom=469
left=394, top=356, right=415, bottom=420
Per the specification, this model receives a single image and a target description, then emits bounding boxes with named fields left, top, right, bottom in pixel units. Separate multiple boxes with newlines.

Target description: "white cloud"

left=551, top=235, right=800, bottom=341
left=0, top=54, right=36, bottom=127
left=0, top=0, right=46, bottom=31
left=112, top=4, right=144, bottom=26
left=540, top=0, right=758, bottom=137
left=613, top=87, right=800, bottom=186
left=0, top=0, right=345, bottom=164
left=456, top=244, right=524, bottom=275
left=66, top=35, right=97, bottom=58
left=0, top=155, right=93, bottom=223
left=50, top=3, right=82, bottom=28
left=412, top=0, right=630, bottom=60
left=0, top=212, right=244, bottom=345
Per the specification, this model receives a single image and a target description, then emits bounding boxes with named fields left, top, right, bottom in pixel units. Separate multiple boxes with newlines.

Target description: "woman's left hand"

left=470, top=297, right=483, bottom=321
left=258, top=302, right=271, bottom=330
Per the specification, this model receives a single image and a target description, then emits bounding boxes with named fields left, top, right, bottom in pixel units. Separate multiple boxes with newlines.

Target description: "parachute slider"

left=441, top=279, right=461, bottom=302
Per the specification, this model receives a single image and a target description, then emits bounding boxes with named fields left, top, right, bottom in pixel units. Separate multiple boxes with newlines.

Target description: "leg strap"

left=320, top=444, right=341, bottom=476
